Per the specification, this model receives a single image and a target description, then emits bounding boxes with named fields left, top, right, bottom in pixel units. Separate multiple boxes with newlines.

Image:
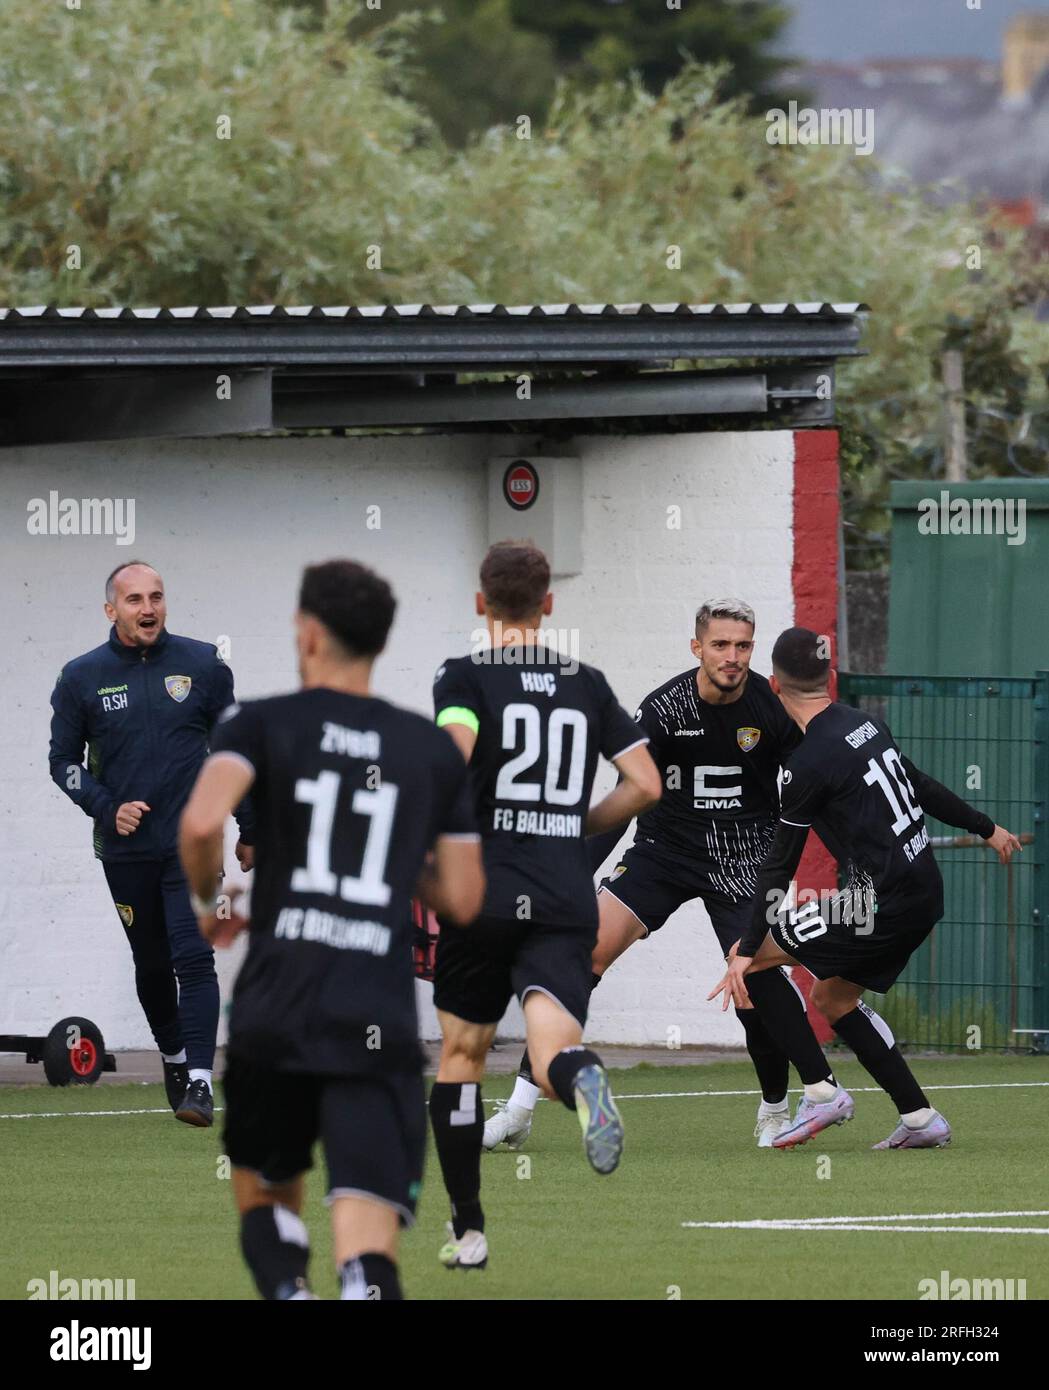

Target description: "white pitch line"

left=0, top=1106, right=226, bottom=1120
left=683, top=1220, right=1049, bottom=1236
left=724, top=1209, right=1049, bottom=1224
left=2, top=1079, right=1047, bottom=1121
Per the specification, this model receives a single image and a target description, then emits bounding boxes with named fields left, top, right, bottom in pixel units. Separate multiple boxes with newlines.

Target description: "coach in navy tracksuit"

left=48, top=560, right=253, bottom=1128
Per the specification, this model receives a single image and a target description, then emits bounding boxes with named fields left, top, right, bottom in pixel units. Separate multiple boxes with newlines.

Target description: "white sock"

left=901, top=1106, right=935, bottom=1128
left=188, top=1068, right=212, bottom=1092
left=803, top=1080, right=838, bottom=1104
left=510, top=1077, right=541, bottom=1112
left=161, top=1049, right=187, bottom=1065
left=758, top=1097, right=789, bottom=1116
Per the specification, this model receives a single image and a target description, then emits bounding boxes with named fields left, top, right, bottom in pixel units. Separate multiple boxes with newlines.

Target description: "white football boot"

left=754, top=1099, right=792, bottom=1148
left=438, top=1223, right=489, bottom=1271
left=482, top=1100, right=533, bottom=1151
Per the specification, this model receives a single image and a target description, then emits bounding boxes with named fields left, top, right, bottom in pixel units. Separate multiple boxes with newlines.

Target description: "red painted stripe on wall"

left=790, top=429, right=841, bottom=1043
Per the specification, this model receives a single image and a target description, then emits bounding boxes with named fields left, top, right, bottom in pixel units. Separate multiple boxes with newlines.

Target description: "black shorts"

left=598, top=839, right=753, bottom=956
left=769, top=901, right=939, bottom=995
left=222, top=1055, right=426, bottom=1226
left=433, top=914, right=596, bottom=1027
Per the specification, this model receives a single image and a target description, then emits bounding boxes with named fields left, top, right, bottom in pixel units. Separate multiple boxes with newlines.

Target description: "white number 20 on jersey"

left=494, top=702, right=588, bottom=807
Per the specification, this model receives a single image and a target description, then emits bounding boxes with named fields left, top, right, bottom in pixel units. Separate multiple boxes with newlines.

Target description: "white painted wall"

left=0, top=429, right=795, bottom=1055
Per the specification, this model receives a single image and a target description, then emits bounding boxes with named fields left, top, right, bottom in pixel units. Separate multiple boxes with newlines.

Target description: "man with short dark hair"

left=180, top=560, right=484, bottom=1300
left=49, top=561, right=253, bottom=1125
left=712, top=627, right=1022, bottom=1150
left=487, top=600, right=832, bottom=1152
left=430, top=540, right=662, bottom=1270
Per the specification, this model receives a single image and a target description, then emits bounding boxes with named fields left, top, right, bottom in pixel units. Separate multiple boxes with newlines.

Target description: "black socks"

left=240, top=1204, right=310, bottom=1301
left=547, top=1046, right=603, bottom=1110
left=429, top=1081, right=484, bottom=1237
left=832, top=1003, right=928, bottom=1114
left=744, top=966, right=835, bottom=1086
left=339, top=1253, right=402, bottom=1301
left=735, top=1005, right=789, bottom=1104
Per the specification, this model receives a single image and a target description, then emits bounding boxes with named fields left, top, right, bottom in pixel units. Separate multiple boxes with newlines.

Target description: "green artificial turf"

left=2, top=1055, right=1046, bottom=1301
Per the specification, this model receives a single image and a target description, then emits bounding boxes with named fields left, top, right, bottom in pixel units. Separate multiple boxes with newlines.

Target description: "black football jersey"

left=778, top=702, right=944, bottom=923
left=433, top=649, right=644, bottom=927
left=210, top=688, right=477, bottom=1075
left=633, top=668, right=801, bottom=869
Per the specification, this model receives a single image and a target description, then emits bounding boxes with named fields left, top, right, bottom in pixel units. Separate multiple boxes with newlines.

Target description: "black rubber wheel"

left=42, top=1016, right=106, bottom=1086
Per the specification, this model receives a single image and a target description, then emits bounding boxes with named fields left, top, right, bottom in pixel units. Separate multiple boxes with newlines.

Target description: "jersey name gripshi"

left=433, top=649, right=644, bottom=927
left=781, top=702, right=944, bottom=922
left=210, top=688, right=476, bottom=1075
left=633, top=668, right=801, bottom=862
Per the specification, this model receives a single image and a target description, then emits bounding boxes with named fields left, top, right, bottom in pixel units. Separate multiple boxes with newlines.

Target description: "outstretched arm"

left=902, top=757, right=1022, bottom=864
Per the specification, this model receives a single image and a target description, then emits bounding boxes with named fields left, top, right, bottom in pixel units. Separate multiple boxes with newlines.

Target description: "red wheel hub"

left=70, top=1038, right=97, bottom=1076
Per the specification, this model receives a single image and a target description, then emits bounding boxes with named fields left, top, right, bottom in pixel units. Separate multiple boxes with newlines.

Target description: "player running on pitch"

left=711, top=627, right=1021, bottom=1150
left=487, top=600, right=834, bottom=1152
left=179, top=560, right=484, bottom=1299
left=430, top=541, right=661, bottom=1271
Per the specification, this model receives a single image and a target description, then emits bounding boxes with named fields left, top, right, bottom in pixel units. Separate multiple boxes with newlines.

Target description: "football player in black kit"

left=179, top=561, right=485, bottom=1300
left=487, top=600, right=836, bottom=1152
left=430, top=541, right=662, bottom=1270
left=712, top=627, right=1022, bottom=1150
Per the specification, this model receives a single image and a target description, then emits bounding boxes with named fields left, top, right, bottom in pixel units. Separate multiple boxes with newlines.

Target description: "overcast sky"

left=777, top=0, right=1049, bottom=62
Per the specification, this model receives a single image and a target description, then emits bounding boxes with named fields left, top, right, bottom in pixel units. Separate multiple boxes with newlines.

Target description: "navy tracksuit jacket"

left=48, top=625, right=253, bottom=1068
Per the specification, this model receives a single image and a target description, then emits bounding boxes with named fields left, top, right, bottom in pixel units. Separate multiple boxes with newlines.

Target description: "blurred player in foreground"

left=487, top=600, right=832, bottom=1153
left=430, top=541, right=661, bottom=1270
left=179, top=560, right=483, bottom=1299
left=711, top=627, right=1022, bottom=1150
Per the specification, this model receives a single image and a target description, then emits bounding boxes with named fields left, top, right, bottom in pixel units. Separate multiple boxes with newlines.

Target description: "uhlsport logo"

left=164, top=675, right=191, bottom=703
left=736, top=726, right=761, bottom=752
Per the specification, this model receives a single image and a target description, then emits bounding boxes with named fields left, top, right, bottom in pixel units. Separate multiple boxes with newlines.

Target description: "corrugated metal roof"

left=0, top=301, right=867, bottom=321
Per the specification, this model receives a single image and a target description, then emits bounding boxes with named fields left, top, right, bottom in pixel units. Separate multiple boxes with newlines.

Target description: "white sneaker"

left=438, top=1223, right=489, bottom=1270
left=754, top=1100, right=792, bottom=1149
left=482, top=1100, right=533, bottom=1151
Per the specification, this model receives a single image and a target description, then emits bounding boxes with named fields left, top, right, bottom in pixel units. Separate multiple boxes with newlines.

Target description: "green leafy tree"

left=507, top=0, right=793, bottom=109
left=1, top=0, right=1044, bottom=570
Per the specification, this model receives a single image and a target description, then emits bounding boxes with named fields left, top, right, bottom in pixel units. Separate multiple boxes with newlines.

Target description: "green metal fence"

left=837, top=673, right=1048, bottom=1053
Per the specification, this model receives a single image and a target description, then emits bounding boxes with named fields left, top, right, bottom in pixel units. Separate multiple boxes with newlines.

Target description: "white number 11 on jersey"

left=291, top=769, right=397, bottom=907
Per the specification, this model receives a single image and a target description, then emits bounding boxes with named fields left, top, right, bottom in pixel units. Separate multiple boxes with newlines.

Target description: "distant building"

left=788, top=13, right=1049, bottom=236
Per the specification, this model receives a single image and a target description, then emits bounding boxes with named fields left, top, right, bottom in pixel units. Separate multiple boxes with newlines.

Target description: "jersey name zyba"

left=211, top=688, right=475, bottom=1075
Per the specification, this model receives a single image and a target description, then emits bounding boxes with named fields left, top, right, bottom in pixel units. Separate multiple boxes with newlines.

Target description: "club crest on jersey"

left=610, top=863, right=627, bottom=879
left=736, top=726, right=761, bottom=752
left=165, top=675, right=191, bottom=703
left=115, top=902, right=134, bottom=929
